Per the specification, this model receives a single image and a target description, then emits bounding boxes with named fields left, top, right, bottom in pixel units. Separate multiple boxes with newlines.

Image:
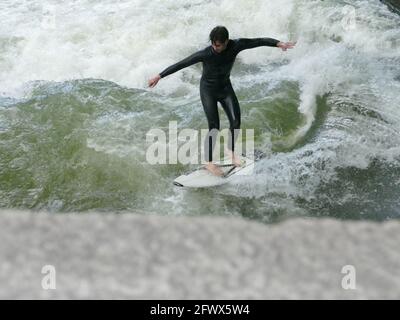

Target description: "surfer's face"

left=212, top=39, right=229, bottom=53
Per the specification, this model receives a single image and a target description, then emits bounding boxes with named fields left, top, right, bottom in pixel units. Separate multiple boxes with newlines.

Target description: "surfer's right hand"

left=148, top=74, right=161, bottom=88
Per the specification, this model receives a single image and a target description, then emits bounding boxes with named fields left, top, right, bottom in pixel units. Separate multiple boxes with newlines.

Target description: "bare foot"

left=226, top=150, right=242, bottom=167
left=205, top=162, right=224, bottom=177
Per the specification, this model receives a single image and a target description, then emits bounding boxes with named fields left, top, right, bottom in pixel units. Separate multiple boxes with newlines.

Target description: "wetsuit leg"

left=218, top=84, right=241, bottom=153
left=200, top=85, right=220, bottom=162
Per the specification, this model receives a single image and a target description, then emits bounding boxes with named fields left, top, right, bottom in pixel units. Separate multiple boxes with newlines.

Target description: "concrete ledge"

left=0, top=209, right=399, bottom=299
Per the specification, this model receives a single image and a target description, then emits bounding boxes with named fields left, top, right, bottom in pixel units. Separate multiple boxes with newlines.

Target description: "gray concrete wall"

left=0, top=209, right=399, bottom=299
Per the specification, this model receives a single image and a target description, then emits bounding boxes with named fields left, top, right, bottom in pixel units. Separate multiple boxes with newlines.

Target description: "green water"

left=1, top=78, right=399, bottom=223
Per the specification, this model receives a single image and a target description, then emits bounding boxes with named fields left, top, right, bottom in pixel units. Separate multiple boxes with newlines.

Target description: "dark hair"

left=209, top=26, right=229, bottom=44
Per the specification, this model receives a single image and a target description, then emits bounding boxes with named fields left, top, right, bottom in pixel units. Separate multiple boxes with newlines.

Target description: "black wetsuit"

left=159, top=37, right=280, bottom=162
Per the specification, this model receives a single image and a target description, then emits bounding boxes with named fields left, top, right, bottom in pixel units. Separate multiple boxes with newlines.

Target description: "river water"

left=1, top=0, right=399, bottom=223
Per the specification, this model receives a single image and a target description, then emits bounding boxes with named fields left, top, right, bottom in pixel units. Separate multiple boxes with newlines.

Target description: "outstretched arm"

left=159, top=50, right=204, bottom=78
left=236, top=37, right=296, bottom=52
left=148, top=49, right=204, bottom=88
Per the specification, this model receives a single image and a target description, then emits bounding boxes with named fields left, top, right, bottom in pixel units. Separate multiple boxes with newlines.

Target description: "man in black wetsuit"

left=148, top=26, right=296, bottom=176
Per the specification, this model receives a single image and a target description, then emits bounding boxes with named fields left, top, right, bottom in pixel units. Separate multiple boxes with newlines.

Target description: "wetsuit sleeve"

left=159, top=50, right=205, bottom=78
left=236, top=38, right=280, bottom=52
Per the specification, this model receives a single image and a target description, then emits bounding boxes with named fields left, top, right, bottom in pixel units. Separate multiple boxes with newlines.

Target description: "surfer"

left=148, top=26, right=296, bottom=176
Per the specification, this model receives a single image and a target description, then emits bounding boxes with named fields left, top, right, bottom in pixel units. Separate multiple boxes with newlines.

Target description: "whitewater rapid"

left=1, top=0, right=400, bottom=222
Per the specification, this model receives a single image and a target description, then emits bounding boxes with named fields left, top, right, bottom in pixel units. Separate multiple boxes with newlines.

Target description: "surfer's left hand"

left=277, top=41, right=296, bottom=51
left=148, top=74, right=161, bottom=88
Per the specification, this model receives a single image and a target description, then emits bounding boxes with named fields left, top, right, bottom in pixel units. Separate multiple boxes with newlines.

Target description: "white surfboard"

left=173, top=150, right=266, bottom=188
